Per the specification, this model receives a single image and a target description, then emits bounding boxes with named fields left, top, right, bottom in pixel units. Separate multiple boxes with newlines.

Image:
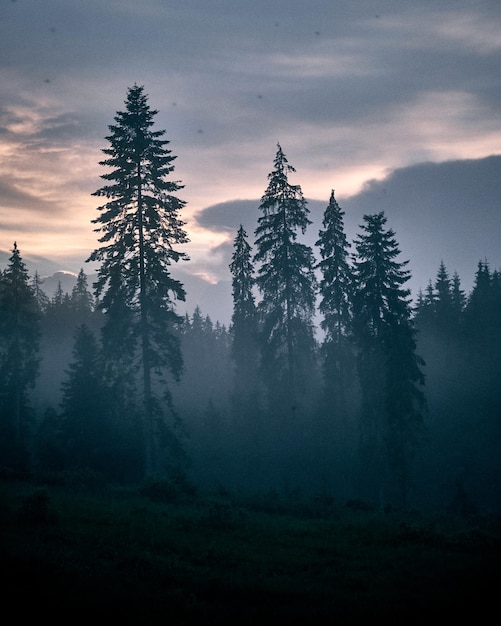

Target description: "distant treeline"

left=0, top=239, right=499, bottom=514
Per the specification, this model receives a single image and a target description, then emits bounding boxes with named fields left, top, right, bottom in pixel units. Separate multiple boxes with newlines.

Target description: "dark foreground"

left=1, top=475, right=499, bottom=624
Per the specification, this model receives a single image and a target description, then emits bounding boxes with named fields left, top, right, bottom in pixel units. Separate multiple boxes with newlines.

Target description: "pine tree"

left=316, top=189, right=354, bottom=414
left=0, top=243, right=40, bottom=470
left=451, top=271, right=466, bottom=326
left=352, top=213, right=425, bottom=507
left=464, top=260, right=499, bottom=356
left=87, top=85, right=189, bottom=476
left=60, top=325, right=108, bottom=474
left=178, top=307, right=231, bottom=417
left=70, top=269, right=95, bottom=324
left=253, top=144, right=317, bottom=412
left=45, top=279, right=70, bottom=321
left=414, top=281, right=436, bottom=334
left=31, top=271, right=50, bottom=315
left=229, top=225, right=259, bottom=404
left=37, top=281, right=75, bottom=413
left=434, top=261, right=455, bottom=337
left=465, top=261, right=492, bottom=332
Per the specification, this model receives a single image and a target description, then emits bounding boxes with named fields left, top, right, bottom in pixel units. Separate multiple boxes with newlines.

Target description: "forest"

left=1, top=83, right=500, bottom=621
left=0, top=85, right=500, bottom=517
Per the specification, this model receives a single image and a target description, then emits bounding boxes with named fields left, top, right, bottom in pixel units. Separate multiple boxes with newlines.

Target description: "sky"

left=1, top=0, right=500, bottom=322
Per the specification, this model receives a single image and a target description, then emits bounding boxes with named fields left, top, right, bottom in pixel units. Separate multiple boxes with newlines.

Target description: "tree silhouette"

left=254, top=144, right=317, bottom=413
left=60, top=324, right=108, bottom=474
left=229, top=225, right=259, bottom=407
left=316, top=190, right=354, bottom=416
left=352, top=213, right=425, bottom=508
left=0, top=243, right=40, bottom=470
left=71, top=269, right=95, bottom=323
left=30, top=271, right=49, bottom=315
left=88, top=85, right=189, bottom=476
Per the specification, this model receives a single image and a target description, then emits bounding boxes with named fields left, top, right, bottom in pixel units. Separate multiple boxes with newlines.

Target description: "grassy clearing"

left=1, top=476, right=499, bottom=624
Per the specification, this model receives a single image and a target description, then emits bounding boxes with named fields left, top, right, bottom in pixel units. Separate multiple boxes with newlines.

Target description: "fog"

left=1, top=253, right=497, bottom=517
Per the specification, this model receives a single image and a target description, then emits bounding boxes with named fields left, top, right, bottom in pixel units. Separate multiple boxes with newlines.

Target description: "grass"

left=1, top=475, right=500, bottom=624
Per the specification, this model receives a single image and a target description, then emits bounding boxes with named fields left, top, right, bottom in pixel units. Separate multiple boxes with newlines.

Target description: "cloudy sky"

left=1, top=0, right=500, bottom=319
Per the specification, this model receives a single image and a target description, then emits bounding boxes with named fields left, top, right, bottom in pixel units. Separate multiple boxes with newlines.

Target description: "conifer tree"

left=451, top=271, right=466, bottom=325
left=229, top=225, right=259, bottom=404
left=414, top=281, right=436, bottom=334
left=70, top=269, right=95, bottom=323
left=87, top=85, right=189, bottom=476
left=44, top=280, right=71, bottom=327
left=31, top=271, right=50, bottom=315
left=434, top=261, right=455, bottom=336
left=253, top=144, right=317, bottom=412
left=316, top=190, right=354, bottom=414
left=60, top=324, right=109, bottom=474
left=352, top=213, right=425, bottom=507
left=0, top=243, right=40, bottom=469
left=464, top=260, right=499, bottom=356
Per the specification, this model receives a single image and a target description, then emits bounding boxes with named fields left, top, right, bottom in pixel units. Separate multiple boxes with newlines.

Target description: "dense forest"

left=1, top=85, right=500, bottom=519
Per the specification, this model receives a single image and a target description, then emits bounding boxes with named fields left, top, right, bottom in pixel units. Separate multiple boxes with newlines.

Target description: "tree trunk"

left=137, top=163, right=153, bottom=477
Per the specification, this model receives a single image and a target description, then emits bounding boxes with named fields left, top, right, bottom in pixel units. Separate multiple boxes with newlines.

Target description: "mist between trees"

left=1, top=86, right=499, bottom=516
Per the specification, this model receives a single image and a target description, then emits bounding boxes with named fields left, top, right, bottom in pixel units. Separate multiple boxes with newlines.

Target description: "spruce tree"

left=316, top=190, right=354, bottom=415
left=434, top=261, right=455, bottom=337
left=87, top=85, right=189, bottom=476
left=451, top=271, right=466, bottom=326
left=60, top=325, right=108, bottom=474
left=229, top=225, right=259, bottom=404
left=70, top=269, right=95, bottom=324
left=414, top=280, right=436, bottom=335
left=253, top=144, right=317, bottom=412
left=31, top=271, right=50, bottom=315
left=352, top=213, right=425, bottom=507
left=0, top=243, right=40, bottom=470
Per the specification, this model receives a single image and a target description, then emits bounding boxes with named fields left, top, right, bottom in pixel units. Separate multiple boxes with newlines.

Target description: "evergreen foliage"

left=1, top=136, right=501, bottom=514
left=31, top=272, right=50, bottom=315
left=60, top=325, right=109, bottom=473
left=0, top=243, right=40, bottom=470
left=316, top=190, right=354, bottom=415
left=352, top=213, right=425, bottom=507
left=177, top=307, right=232, bottom=417
left=87, top=85, right=189, bottom=476
left=254, top=144, right=317, bottom=411
left=229, top=225, right=259, bottom=406
left=70, top=269, right=95, bottom=321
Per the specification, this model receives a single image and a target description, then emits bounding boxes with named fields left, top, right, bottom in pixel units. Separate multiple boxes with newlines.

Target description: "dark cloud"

left=29, top=112, right=86, bottom=144
left=194, top=200, right=260, bottom=234
left=1, top=0, right=500, bottom=293
left=0, top=176, right=55, bottom=213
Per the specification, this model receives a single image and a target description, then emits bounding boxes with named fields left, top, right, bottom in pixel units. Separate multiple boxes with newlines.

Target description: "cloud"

left=194, top=200, right=260, bottom=235
left=1, top=0, right=501, bottom=300
left=0, top=176, right=54, bottom=213
left=194, top=155, right=501, bottom=302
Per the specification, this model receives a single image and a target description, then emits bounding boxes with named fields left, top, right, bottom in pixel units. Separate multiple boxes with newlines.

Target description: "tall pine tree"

left=229, top=225, right=259, bottom=406
left=316, top=190, right=354, bottom=416
left=0, top=243, right=40, bottom=470
left=88, top=85, right=189, bottom=477
left=352, top=213, right=425, bottom=508
left=253, top=144, right=317, bottom=413
left=70, top=268, right=95, bottom=326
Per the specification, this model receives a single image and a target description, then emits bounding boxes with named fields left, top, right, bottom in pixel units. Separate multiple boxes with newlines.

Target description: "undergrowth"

left=0, top=476, right=499, bottom=623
